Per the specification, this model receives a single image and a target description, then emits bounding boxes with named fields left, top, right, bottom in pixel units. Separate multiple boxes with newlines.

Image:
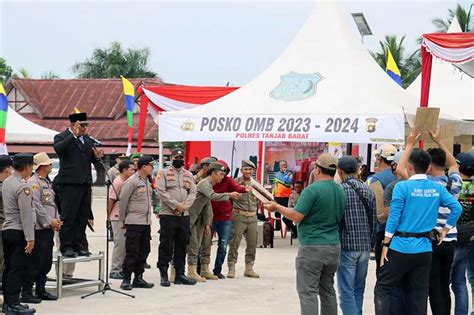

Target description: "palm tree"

left=0, top=58, right=13, bottom=85
left=433, top=3, right=473, bottom=32
left=72, top=42, right=159, bottom=79
left=12, top=67, right=30, bottom=79
left=371, top=35, right=421, bottom=88
left=40, top=71, right=60, bottom=79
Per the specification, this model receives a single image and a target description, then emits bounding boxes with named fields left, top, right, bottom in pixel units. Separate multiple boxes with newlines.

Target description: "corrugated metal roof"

left=9, top=78, right=163, bottom=119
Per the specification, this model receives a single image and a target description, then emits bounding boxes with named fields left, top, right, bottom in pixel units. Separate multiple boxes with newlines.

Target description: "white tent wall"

left=211, top=141, right=259, bottom=176
left=6, top=109, right=56, bottom=143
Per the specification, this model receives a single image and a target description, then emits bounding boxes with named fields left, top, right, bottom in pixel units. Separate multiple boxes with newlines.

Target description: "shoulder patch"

left=23, top=187, right=31, bottom=196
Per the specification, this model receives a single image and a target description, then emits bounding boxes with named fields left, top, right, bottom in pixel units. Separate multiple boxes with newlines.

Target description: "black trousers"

left=158, top=215, right=190, bottom=277
left=275, top=197, right=295, bottom=233
left=429, top=241, right=455, bottom=315
left=122, top=225, right=151, bottom=277
left=24, top=229, right=54, bottom=292
left=374, top=230, right=385, bottom=277
left=2, top=230, right=33, bottom=305
left=59, top=184, right=91, bottom=253
left=374, top=249, right=432, bottom=315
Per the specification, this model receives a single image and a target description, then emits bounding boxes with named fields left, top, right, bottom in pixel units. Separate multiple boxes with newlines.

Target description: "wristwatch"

left=381, top=241, right=391, bottom=247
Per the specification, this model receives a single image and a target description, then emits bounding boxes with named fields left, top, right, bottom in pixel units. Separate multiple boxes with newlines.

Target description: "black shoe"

left=160, top=275, right=171, bottom=287
left=132, top=274, right=154, bottom=289
left=214, top=273, right=225, bottom=279
left=120, top=279, right=132, bottom=291
left=77, top=250, right=91, bottom=257
left=5, top=303, right=36, bottom=314
left=2, top=303, right=31, bottom=313
left=144, top=263, right=151, bottom=269
left=36, top=291, right=57, bottom=301
left=20, top=293, right=42, bottom=304
left=109, top=272, right=124, bottom=280
left=62, top=249, right=78, bottom=258
left=174, top=275, right=197, bottom=285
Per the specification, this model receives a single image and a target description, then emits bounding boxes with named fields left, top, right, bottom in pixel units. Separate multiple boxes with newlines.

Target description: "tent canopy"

left=159, top=1, right=473, bottom=143
left=408, top=18, right=474, bottom=121
left=6, top=109, right=57, bottom=143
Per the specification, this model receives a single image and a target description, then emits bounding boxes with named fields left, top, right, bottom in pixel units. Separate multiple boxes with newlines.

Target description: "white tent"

left=6, top=109, right=56, bottom=143
left=407, top=17, right=474, bottom=121
left=160, top=1, right=413, bottom=145
left=159, top=1, right=473, bottom=154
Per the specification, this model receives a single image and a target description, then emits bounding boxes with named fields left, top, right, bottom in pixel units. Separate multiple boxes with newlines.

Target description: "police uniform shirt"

left=156, top=166, right=197, bottom=217
left=107, top=165, right=120, bottom=184
left=28, top=173, right=57, bottom=230
left=2, top=172, right=36, bottom=241
left=233, top=176, right=259, bottom=212
left=118, top=173, right=153, bottom=225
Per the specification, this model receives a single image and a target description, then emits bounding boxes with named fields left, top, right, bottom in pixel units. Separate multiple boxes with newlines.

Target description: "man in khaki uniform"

left=227, top=160, right=260, bottom=279
left=156, top=148, right=197, bottom=287
left=2, top=154, right=36, bottom=314
left=107, top=154, right=126, bottom=184
left=25, top=152, right=62, bottom=301
left=0, top=155, right=13, bottom=291
left=118, top=156, right=155, bottom=291
left=187, top=162, right=241, bottom=282
left=193, top=157, right=216, bottom=185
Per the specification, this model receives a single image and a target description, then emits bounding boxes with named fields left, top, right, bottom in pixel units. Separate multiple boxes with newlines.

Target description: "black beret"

left=0, top=155, right=13, bottom=168
left=12, top=153, right=34, bottom=166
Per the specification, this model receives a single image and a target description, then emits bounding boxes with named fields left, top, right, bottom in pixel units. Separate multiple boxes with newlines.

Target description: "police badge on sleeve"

left=270, top=72, right=324, bottom=101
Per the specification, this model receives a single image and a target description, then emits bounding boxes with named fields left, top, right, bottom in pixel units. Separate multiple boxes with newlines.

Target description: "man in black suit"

left=53, top=112, right=102, bottom=258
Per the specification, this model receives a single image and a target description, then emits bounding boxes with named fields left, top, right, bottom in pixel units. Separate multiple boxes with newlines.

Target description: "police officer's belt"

left=394, top=231, right=431, bottom=238
left=234, top=209, right=256, bottom=217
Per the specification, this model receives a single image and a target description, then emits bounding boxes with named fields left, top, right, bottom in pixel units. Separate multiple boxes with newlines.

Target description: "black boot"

left=5, top=303, right=36, bottom=314
left=132, top=274, right=154, bottom=289
left=20, top=290, right=42, bottom=304
left=120, top=274, right=132, bottom=291
left=35, top=286, right=57, bottom=301
left=174, top=274, right=197, bottom=285
left=159, top=269, right=170, bottom=287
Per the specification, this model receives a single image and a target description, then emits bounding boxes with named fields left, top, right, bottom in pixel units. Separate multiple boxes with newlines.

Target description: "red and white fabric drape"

left=420, top=33, right=474, bottom=107
left=136, top=85, right=238, bottom=167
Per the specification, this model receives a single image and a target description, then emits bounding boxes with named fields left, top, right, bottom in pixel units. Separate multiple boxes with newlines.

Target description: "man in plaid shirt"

left=336, top=156, right=376, bottom=315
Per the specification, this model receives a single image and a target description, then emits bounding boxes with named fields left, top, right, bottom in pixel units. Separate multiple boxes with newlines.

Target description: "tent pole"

left=260, top=141, right=266, bottom=184
left=347, top=143, right=353, bottom=156
left=159, top=142, right=164, bottom=170
left=366, top=143, right=372, bottom=173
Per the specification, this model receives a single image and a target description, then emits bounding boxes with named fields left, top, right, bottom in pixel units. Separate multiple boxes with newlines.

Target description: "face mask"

left=172, top=159, right=184, bottom=169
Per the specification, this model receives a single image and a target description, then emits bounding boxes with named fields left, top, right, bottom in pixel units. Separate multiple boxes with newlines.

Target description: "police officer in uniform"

left=0, top=155, right=13, bottom=291
left=53, top=111, right=102, bottom=257
left=156, top=148, right=197, bottom=287
left=25, top=153, right=62, bottom=301
left=119, top=156, right=155, bottom=291
left=2, top=154, right=36, bottom=314
left=107, top=154, right=126, bottom=184
left=227, top=160, right=260, bottom=279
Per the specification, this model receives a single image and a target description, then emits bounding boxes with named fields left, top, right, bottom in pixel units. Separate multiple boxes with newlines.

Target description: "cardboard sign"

left=250, top=178, right=274, bottom=203
left=414, top=107, right=440, bottom=141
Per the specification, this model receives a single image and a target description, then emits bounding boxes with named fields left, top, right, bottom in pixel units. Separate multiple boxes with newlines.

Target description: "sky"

left=0, top=0, right=471, bottom=86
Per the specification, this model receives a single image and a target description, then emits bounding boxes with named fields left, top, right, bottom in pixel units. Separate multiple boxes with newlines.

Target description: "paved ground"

left=28, top=189, right=466, bottom=314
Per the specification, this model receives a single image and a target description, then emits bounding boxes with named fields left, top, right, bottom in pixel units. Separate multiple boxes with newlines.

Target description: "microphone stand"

left=82, top=155, right=134, bottom=299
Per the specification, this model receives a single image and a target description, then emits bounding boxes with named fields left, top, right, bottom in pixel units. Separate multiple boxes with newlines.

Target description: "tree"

left=12, top=67, right=30, bottom=79
left=41, top=71, right=60, bottom=79
left=0, top=58, right=13, bottom=85
left=72, top=42, right=159, bottom=79
left=371, top=35, right=421, bottom=88
left=433, top=3, right=473, bottom=32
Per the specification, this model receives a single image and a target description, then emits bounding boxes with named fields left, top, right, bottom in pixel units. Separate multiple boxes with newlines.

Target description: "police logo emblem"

left=23, top=187, right=31, bottom=196
left=366, top=118, right=378, bottom=133
left=181, top=119, right=195, bottom=131
left=270, top=72, right=324, bottom=102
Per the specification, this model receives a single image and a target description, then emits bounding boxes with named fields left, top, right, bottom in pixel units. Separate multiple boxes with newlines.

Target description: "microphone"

left=84, top=134, right=102, bottom=147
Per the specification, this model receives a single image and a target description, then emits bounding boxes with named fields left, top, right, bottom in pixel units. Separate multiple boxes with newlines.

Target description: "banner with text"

left=159, top=113, right=405, bottom=144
